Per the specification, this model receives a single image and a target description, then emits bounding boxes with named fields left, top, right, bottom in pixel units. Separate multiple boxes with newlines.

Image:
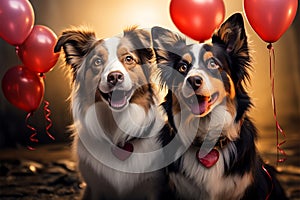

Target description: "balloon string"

left=25, top=112, right=38, bottom=150
left=44, top=100, right=55, bottom=140
left=262, top=164, right=274, bottom=200
left=267, top=43, right=287, bottom=164
left=40, top=74, right=55, bottom=141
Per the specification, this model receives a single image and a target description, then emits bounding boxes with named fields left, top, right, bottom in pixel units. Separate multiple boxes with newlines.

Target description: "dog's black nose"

left=107, top=71, right=124, bottom=87
left=187, top=76, right=203, bottom=90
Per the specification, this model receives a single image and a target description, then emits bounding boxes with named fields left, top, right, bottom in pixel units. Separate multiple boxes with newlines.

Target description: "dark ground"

left=0, top=125, right=300, bottom=200
left=0, top=144, right=84, bottom=200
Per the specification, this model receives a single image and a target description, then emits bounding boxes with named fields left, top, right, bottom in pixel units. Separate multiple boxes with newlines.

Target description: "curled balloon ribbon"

left=40, top=73, right=55, bottom=141
left=43, top=100, right=55, bottom=141
left=25, top=100, right=55, bottom=150
left=25, top=74, right=55, bottom=150
left=267, top=43, right=287, bottom=163
left=262, top=164, right=274, bottom=200
left=25, top=112, right=38, bottom=150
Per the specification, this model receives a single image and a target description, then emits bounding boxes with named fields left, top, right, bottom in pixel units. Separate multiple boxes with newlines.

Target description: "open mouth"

left=100, top=89, right=132, bottom=110
left=185, top=92, right=219, bottom=116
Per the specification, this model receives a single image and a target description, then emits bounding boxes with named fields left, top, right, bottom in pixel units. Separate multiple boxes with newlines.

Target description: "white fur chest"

left=171, top=105, right=251, bottom=199
left=72, top=100, right=165, bottom=195
left=170, top=144, right=252, bottom=200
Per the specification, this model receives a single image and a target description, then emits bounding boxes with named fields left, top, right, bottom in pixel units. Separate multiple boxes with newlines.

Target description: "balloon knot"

left=267, top=43, right=273, bottom=50
left=15, top=46, right=19, bottom=54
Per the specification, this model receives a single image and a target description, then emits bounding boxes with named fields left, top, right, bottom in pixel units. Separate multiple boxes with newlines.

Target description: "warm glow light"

left=29, top=165, right=37, bottom=173
left=13, top=0, right=298, bottom=130
left=215, top=12, right=224, bottom=26
left=113, top=0, right=171, bottom=29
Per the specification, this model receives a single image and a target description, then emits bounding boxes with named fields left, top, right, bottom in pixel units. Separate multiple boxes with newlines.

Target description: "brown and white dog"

left=152, top=13, right=287, bottom=200
left=54, top=27, right=167, bottom=200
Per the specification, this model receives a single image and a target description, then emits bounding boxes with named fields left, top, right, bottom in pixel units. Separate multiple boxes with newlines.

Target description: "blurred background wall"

left=0, top=0, right=299, bottom=148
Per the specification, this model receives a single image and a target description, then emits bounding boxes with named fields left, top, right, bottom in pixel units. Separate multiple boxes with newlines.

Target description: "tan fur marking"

left=203, top=51, right=213, bottom=62
left=225, top=96, right=237, bottom=119
left=130, top=84, right=154, bottom=113
left=227, top=74, right=236, bottom=99
left=182, top=53, right=192, bottom=63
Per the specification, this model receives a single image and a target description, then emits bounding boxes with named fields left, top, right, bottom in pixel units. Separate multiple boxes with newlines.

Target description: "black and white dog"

left=55, top=27, right=167, bottom=200
left=152, top=13, right=287, bottom=200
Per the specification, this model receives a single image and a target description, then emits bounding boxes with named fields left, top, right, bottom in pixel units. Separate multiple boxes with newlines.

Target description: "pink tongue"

left=110, top=97, right=126, bottom=108
left=110, top=92, right=127, bottom=108
left=190, top=100, right=208, bottom=115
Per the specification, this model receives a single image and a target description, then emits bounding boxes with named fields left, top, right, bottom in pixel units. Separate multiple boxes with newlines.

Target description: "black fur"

left=153, top=13, right=287, bottom=199
left=211, top=13, right=252, bottom=122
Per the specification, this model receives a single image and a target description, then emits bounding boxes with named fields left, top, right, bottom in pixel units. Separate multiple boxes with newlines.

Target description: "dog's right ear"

left=54, top=28, right=97, bottom=73
left=151, top=27, right=186, bottom=88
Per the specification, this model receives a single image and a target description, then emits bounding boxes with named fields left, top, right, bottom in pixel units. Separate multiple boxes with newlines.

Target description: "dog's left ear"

left=213, top=13, right=252, bottom=121
left=212, top=13, right=251, bottom=82
left=212, top=13, right=248, bottom=54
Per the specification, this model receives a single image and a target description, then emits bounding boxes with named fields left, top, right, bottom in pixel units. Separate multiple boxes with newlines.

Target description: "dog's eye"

left=208, top=59, right=219, bottom=69
left=94, top=58, right=103, bottom=66
left=124, top=55, right=135, bottom=65
left=179, top=64, right=188, bottom=73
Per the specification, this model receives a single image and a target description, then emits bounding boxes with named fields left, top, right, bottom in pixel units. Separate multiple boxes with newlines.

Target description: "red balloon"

left=0, top=0, right=34, bottom=46
left=2, top=66, right=44, bottom=112
left=18, top=25, right=60, bottom=73
left=244, top=0, right=298, bottom=43
left=170, top=0, right=225, bottom=42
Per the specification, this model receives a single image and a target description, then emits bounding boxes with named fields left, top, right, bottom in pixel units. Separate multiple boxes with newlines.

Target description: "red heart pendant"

left=196, top=148, right=219, bottom=168
left=111, top=142, right=134, bottom=161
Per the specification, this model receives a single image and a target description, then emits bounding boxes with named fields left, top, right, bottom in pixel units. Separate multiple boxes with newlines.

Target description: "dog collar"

left=193, top=118, right=244, bottom=168
left=192, top=135, right=229, bottom=149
